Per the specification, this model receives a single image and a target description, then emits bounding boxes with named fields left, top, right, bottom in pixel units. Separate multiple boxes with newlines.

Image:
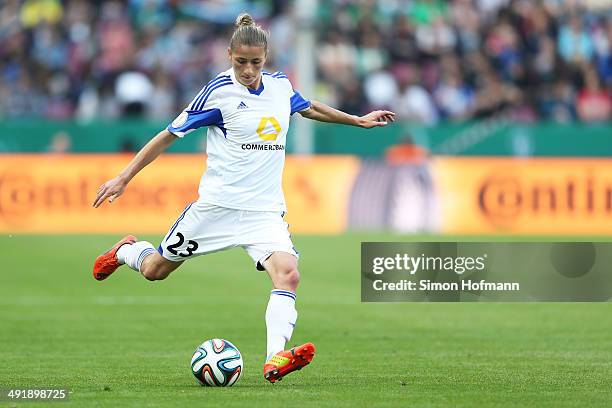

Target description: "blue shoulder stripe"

left=193, top=80, right=233, bottom=111
left=190, top=75, right=232, bottom=110
left=196, top=75, right=231, bottom=98
left=190, top=75, right=231, bottom=109
left=272, top=72, right=289, bottom=80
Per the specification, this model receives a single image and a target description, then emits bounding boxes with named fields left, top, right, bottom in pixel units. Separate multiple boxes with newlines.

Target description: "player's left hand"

left=357, top=110, right=396, bottom=128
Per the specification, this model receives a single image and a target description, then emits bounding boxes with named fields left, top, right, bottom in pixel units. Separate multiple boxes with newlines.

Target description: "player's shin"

left=117, top=241, right=156, bottom=272
left=265, top=289, right=298, bottom=361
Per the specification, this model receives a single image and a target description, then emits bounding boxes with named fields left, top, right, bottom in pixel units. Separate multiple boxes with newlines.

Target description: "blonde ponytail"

left=230, top=13, right=268, bottom=52
left=235, top=13, right=255, bottom=27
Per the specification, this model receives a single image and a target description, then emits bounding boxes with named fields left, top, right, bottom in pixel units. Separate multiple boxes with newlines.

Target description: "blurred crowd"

left=0, top=0, right=610, bottom=123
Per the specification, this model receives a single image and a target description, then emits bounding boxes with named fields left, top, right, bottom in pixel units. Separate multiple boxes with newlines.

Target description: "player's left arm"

left=299, top=100, right=395, bottom=128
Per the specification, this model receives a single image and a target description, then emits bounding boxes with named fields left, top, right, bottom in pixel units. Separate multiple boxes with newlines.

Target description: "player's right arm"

left=93, top=129, right=177, bottom=208
left=93, top=74, right=229, bottom=208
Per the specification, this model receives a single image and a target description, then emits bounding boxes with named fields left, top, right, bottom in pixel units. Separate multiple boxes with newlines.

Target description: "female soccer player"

left=92, top=13, right=395, bottom=383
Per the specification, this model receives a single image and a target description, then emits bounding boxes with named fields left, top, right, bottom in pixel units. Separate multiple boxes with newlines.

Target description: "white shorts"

left=158, top=201, right=299, bottom=270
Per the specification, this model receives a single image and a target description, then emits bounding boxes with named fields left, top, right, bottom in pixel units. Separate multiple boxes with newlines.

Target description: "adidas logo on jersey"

left=237, top=101, right=248, bottom=110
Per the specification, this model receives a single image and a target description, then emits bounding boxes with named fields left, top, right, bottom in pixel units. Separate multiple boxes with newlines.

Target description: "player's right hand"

left=93, top=176, right=127, bottom=208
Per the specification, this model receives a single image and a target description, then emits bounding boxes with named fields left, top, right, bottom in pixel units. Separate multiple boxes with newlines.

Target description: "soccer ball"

left=190, top=339, right=243, bottom=387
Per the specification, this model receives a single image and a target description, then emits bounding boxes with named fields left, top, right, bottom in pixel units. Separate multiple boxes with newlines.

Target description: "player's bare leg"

left=139, top=253, right=183, bottom=281
left=262, top=251, right=315, bottom=383
left=265, top=251, right=300, bottom=291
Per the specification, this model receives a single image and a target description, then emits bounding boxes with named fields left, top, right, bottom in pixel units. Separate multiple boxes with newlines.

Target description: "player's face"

left=228, top=45, right=267, bottom=89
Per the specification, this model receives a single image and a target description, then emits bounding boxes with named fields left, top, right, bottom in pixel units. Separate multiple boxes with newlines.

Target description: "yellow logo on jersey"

left=256, top=117, right=281, bottom=141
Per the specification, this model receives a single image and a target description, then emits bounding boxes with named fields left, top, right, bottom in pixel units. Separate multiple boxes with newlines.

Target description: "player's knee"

left=287, top=268, right=300, bottom=288
left=277, top=265, right=300, bottom=289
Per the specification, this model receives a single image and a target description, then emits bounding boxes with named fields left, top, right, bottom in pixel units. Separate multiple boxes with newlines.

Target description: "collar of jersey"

left=247, top=80, right=264, bottom=95
left=229, top=68, right=265, bottom=96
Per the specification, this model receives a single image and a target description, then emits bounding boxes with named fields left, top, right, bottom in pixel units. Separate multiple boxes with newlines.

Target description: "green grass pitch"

left=1, top=234, right=611, bottom=407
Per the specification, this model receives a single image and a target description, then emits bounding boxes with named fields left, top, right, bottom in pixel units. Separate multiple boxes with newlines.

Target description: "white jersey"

left=167, top=68, right=311, bottom=212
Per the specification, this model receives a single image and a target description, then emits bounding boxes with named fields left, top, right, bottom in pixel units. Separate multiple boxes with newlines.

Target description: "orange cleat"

left=263, top=342, right=316, bottom=383
left=93, top=235, right=137, bottom=281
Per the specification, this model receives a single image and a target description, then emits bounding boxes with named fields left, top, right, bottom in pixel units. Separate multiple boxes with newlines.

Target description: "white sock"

left=265, top=289, right=298, bottom=362
left=116, top=241, right=156, bottom=272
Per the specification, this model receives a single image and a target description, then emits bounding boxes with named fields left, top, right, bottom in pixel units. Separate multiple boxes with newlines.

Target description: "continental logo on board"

left=432, top=158, right=612, bottom=234
left=0, top=155, right=200, bottom=233
left=0, top=154, right=360, bottom=234
left=478, top=173, right=611, bottom=225
left=0, top=172, right=195, bottom=220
